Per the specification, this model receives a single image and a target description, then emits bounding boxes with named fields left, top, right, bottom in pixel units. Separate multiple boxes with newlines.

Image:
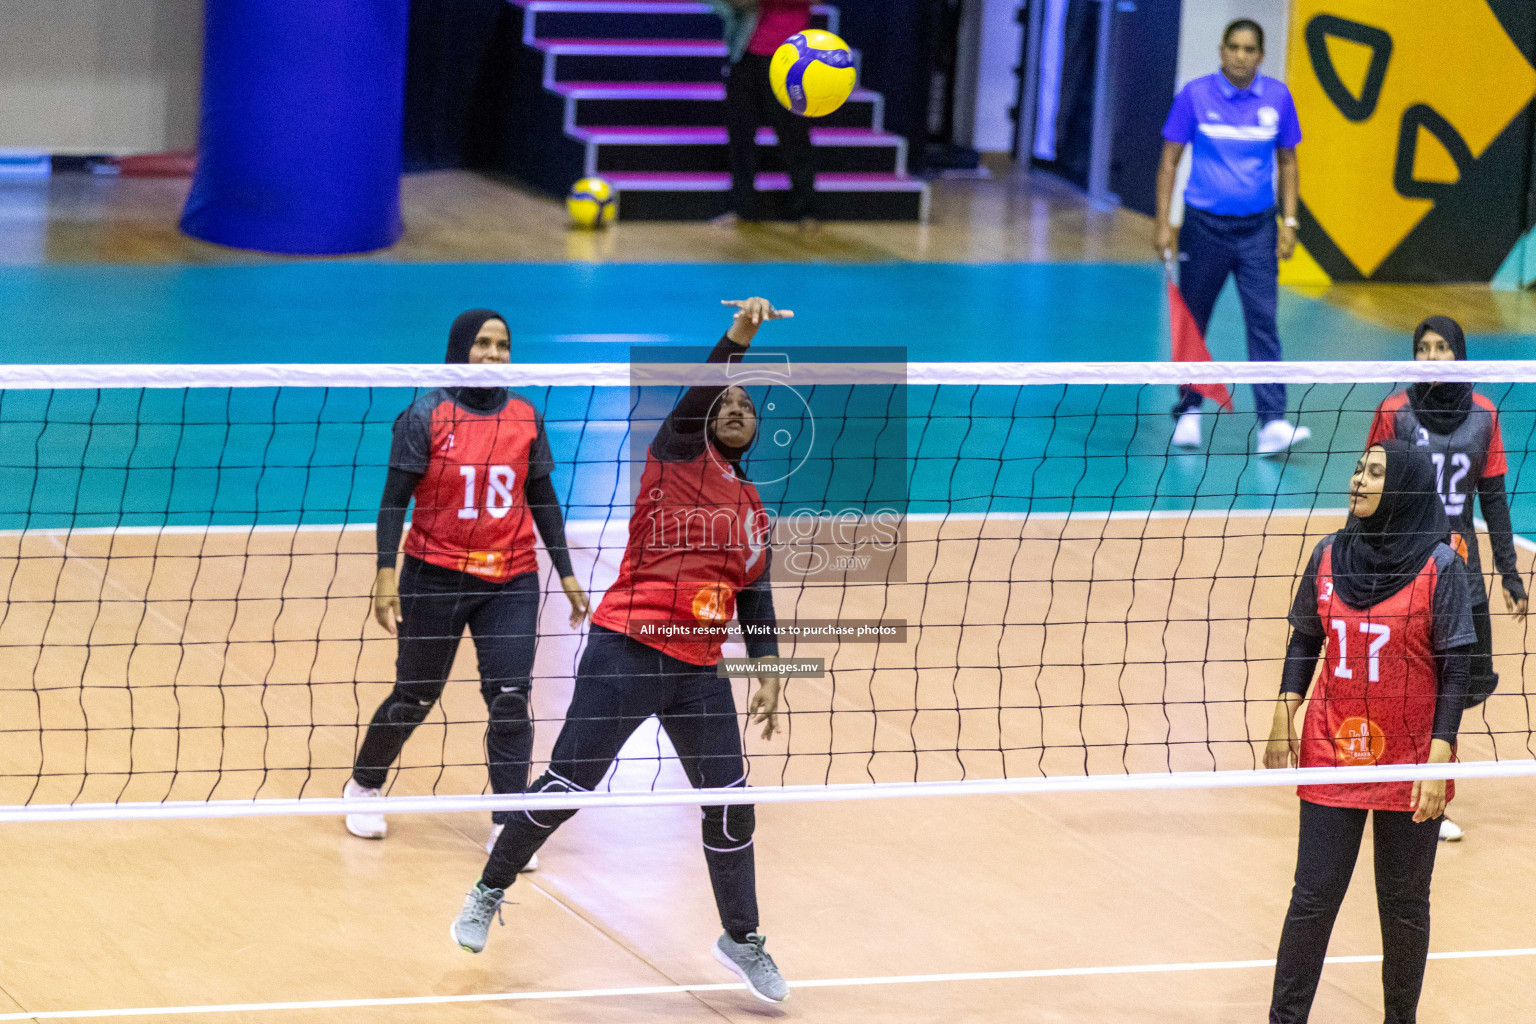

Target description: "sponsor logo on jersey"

left=1321, top=580, right=1333, bottom=600
left=1333, top=715, right=1385, bottom=766
left=458, top=551, right=504, bottom=577
left=692, top=583, right=734, bottom=626
left=1415, top=426, right=1429, bottom=446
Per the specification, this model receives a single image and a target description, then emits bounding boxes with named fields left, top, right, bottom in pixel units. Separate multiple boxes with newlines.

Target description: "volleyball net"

left=3, top=357, right=1536, bottom=823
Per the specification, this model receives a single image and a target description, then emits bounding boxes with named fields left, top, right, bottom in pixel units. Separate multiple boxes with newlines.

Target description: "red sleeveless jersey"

left=592, top=447, right=769, bottom=665
left=1297, top=546, right=1453, bottom=811
left=400, top=391, right=548, bottom=582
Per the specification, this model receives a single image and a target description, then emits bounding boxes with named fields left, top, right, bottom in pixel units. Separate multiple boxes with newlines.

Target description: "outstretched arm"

left=654, top=297, right=795, bottom=459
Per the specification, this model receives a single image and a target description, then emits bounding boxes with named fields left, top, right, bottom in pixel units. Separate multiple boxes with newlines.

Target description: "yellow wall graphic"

left=1286, top=1, right=1536, bottom=278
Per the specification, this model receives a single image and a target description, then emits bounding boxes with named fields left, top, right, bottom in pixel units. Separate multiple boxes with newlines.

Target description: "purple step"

left=512, top=1, right=840, bottom=44
left=575, top=124, right=904, bottom=175
left=509, top=0, right=836, bottom=20
left=568, top=125, right=901, bottom=146
left=606, top=171, right=926, bottom=192
left=555, top=81, right=879, bottom=102
left=535, top=37, right=727, bottom=56
left=601, top=171, right=929, bottom=220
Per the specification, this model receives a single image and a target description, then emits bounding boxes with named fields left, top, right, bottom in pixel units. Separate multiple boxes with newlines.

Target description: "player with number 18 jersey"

left=347, top=310, right=589, bottom=856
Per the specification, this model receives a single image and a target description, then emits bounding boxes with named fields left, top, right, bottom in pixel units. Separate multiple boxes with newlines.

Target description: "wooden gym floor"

left=1, top=514, right=1535, bottom=1021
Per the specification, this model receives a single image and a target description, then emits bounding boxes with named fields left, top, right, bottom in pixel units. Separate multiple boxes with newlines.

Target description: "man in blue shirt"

left=1155, top=19, right=1306, bottom=455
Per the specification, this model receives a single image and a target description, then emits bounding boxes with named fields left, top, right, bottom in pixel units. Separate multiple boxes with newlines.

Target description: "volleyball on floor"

left=771, top=30, right=857, bottom=118
left=567, top=177, right=617, bottom=228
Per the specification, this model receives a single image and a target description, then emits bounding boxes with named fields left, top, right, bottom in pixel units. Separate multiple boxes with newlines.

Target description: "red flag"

left=1166, top=274, right=1234, bottom=411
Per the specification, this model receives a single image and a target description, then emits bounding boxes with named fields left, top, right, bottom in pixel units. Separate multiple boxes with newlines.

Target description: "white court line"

left=2, top=947, right=1533, bottom=1020
left=0, top=507, right=1347, bottom=539
left=0, top=357, right=1523, bottom=389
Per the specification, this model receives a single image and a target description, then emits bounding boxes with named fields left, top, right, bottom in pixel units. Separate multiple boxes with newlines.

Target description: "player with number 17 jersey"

left=1286, top=535, right=1471, bottom=810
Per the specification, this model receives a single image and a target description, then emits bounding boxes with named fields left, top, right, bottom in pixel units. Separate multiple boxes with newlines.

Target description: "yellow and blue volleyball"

left=566, top=177, right=617, bottom=229
left=770, top=30, right=857, bottom=118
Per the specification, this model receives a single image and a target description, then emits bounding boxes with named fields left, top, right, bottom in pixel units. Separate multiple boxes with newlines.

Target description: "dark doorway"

left=1029, top=0, right=1103, bottom=190
left=1106, top=0, right=1181, bottom=215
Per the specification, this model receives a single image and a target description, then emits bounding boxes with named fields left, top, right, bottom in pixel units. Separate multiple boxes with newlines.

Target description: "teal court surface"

left=1, top=261, right=1535, bottom=531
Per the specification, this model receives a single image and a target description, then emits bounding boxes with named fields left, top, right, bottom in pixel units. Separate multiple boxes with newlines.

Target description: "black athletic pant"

left=353, top=557, right=540, bottom=825
left=1466, top=601, right=1498, bottom=705
left=482, top=625, right=759, bottom=940
left=724, top=52, right=815, bottom=220
left=1270, top=800, right=1441, bottom=1024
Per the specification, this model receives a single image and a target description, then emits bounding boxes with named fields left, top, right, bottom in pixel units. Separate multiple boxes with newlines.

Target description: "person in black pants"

left=345, top=310, right=590, bottom=860
left=1365, top=316, right=1529, bottom=841
left=449, top=297, right=791, bottom=1005
left=1263, top=441, right=1474, bottom=1023
left=715, top=0, right=816, bottom=225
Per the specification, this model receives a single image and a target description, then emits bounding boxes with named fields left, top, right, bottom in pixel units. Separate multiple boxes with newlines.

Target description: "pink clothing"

left=746, top=0, right=812, bottom=55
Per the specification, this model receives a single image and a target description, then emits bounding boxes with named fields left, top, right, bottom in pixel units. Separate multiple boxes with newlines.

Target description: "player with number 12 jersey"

left=1366, top=316, right=1527, bottom=709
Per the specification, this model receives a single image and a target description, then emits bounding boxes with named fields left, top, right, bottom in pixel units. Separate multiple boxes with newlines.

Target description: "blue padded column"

left=181, top=0, right=410, bottom=254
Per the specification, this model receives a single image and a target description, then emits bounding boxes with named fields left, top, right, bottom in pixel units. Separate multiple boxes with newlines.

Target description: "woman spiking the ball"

left=449, top=297, right=792, bottom=1004
left=1264, top=440, right=1475, bottom=1024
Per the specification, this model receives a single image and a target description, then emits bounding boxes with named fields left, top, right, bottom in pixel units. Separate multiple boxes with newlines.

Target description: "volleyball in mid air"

left=567, top=177, right=617, bottom=229
left=770, top=30, right=857, bottom=118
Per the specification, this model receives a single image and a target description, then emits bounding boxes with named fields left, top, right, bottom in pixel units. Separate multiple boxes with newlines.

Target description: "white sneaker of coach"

left=1439, top=817, right=1464, bottom=842
left=484, top=823, right=538, bottom=871
left=1172, top=411, right=1202, bottom=448
left=343, top=778, right=387, bottom=839
left=1257, top=419, right=1311, bottom=456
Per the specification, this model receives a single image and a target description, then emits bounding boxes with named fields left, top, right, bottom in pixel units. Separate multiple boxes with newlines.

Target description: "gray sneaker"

left=450, top=882, right=505, bottom=953
left=712, top=932, right=789, bottom=1003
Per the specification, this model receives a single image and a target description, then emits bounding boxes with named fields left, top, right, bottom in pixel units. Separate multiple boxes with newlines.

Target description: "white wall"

left=1176, top=0, right=1290, bottom=89
left=0, top=0, right=203, bottom=154
left=967, top=0, right=1026, bottom=153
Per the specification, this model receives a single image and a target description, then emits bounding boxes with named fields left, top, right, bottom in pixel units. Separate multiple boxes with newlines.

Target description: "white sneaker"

left=343, top=778, right=387, bottom=839
left=1257, top=419, right=1311, bottom=456
left=1439, top=817, right=1464, bottom=842
left=485, top=823, right=538, bottom=871
left=1172, top=411, right=1202, bottom=448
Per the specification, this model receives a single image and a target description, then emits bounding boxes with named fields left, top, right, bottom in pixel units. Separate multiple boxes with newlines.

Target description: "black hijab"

left=1407, top=315, right=1472, bottom=435
left=707, top=386, right=758, bottom=470
left=1331, top=439, right=1451, bottom=608
left=445, top=309, right=508, bottom=412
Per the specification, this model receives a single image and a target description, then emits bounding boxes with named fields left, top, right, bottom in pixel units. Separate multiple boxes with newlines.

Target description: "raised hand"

left=723, top=297, right=794, bottom=345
